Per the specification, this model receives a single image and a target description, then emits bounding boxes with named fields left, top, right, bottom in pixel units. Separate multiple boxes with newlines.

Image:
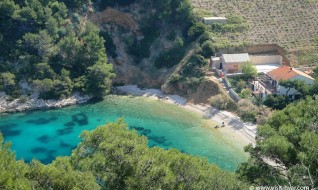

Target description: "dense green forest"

left=0, top=0, right=214, bottom=99
left=0, top=0, right=114, bottom=99
left=237, top=97, right=318, bottom=188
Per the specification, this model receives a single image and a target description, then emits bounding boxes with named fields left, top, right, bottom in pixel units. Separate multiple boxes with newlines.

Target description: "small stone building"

left=221, top=53, right=251, bottom=73
left=202, top=17, right=227, bottom=25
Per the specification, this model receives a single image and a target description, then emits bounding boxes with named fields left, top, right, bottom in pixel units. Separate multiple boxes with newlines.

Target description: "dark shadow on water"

left=50, top=117, right=58, bottom=121
left=57, top=126, right=73, bottom=135
left=130, top=126, right=144, bottom=131
left=162, top=142, right=172, bottom=147
left=0, top=123, right=21, bottom=137
left=142, top=129, right=151, bottom=135
left=130, top=126, right=152, bottom=135
left=41, top=150, right=56, bottom=164
left=72, top=113, right=88, bottom=126
left=64, top=122, right=76, bottom=127
left=71, top=145, right=77, bottom=150
left=180, top=149, right=187, bottom=154
left=31, top=147, right=47, bottom=154
left=148, top=135, right=167, bottom=144
left=60, top=141, right=72, bottom=148
left=26, top=117, right=58, bottom=125
left=37, top=135, right=51, bottom=143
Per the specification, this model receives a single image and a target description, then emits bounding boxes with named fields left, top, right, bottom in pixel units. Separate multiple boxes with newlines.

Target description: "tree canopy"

left=241, top=61, right=258, bottom=79
left=237, top=97, right=318, bottom=188
left=0, top=0, right=115, bottom=99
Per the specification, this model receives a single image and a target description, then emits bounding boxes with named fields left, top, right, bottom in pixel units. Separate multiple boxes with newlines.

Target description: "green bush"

left=236, top=79, right=246, bottom=92
left=181, top=54, right=207, bottom=77
left=264, top=94, right=289, bottom=110
left=128, top=22, right=160, bottom=63
left=201, top=41, right=215, bottom=58
left=170, top=74, right=181, bottom=83
left=239, top=88, right=252, bottom=99
left=237, top=100, right=258, bottom=123
left=187, top=22, right=207, bottom=40
left=241, top=61, right=258, bottom=79
left=155, top=46, right=186, bottom=68
left=209, top=94, right=237, bottom=111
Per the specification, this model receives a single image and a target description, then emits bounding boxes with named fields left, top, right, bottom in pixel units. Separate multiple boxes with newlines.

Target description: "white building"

left=266, top=65, right=315, bottom=98
left=212, top=53, right=283, bottom=74
left=221, top=53, right=251, bottom=73
left=202, top=17, right=227, bottom=25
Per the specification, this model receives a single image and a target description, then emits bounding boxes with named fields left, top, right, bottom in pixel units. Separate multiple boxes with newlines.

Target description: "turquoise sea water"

left=0, top=95, right=247, bottom=171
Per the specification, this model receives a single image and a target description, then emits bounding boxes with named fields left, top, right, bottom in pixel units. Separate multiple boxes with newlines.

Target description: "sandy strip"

left=116, top=85, right=256, bottom=146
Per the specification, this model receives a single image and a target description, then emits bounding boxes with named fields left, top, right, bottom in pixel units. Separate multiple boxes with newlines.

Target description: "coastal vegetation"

left=0, top=119, right=249, bottom=190
left=237, top=97, right=318, bottom=188
left=0, top=0, right=115, bottom=99
left=191, top=0, right=318, bottom=65
left=1, top=0, right=318, bottom=189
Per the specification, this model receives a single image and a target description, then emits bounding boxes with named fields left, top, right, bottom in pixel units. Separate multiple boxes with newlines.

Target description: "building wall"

left=250, top=55, right=283, bottom=65
left=278, top=85, right=299, bottom=96
left=291, top=75, right=315, bottom=85
left=203, top=17, right=227, bottom=25
left=246, top=44, right=290, bottom=66
left=212, top=57, right=222, bottom=69
left=277, top=75, right=314, bottom=97
left=223, top=62, right=242, bottom=73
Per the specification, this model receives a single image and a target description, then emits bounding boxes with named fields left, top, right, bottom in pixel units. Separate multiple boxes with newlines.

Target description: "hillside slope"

left=192, top=0, right=318, bottom=65
left=89, top=4, right=186, bottom=88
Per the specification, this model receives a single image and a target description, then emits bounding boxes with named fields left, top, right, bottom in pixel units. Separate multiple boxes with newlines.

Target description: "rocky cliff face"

left=89, top=4, right=225, bottom=103
left=90, top=6, right=177, bottom=88
left=0, top=92, right=91, bottom=113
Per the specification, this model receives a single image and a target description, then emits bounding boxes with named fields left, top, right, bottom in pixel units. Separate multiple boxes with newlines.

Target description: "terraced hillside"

left=192, top=0, right=318, bottom=66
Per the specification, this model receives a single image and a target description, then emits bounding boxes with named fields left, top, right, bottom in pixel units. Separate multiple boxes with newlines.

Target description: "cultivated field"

left=192, top=0, right=318, bottom=66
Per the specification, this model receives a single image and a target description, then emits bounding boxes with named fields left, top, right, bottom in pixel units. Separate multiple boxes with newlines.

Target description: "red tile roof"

left=267, top=65, right=315, bottom=81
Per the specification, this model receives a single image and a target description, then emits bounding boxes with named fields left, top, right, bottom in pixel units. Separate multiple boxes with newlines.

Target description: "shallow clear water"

left=0, top=95, right=247, bottom=171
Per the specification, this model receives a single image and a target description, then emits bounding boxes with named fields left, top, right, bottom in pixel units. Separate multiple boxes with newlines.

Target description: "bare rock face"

left=90, top=7, right=141, bottom=34
left=0, top=92, right=92, bottom=113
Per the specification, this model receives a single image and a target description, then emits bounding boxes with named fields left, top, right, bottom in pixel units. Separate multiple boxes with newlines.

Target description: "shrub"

left=0, top=72, right=16, bottom=95
left=128, top=21, right=160, bottom=63
left=201, top=41, right=215, bottom=58
left=264, top=94, right=289, bottom=110
left=241, top=61, right=258, bottom=79
left=237, top=99, right=258, bottom=123
left=175, top=36, right=184, bottom=48
left=18, top=96, right=28, bottom=103
left=199, top=31, right=212, bottom=44
left=181, top=54, right=207, bottom=77
left=240, top=88, right=252, bottom=99
left=236, top=80, right=246, bottom=92
left=170, top=74, right=181, bottom=83
left=155, top=46, right=186, bottom=68
left=187, top=22, right=207, bottom=40
left=209, top=94, right=237, bottom=111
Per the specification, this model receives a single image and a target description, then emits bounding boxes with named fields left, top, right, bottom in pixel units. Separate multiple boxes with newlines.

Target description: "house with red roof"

left=253, top=65, right=315, bottom=99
